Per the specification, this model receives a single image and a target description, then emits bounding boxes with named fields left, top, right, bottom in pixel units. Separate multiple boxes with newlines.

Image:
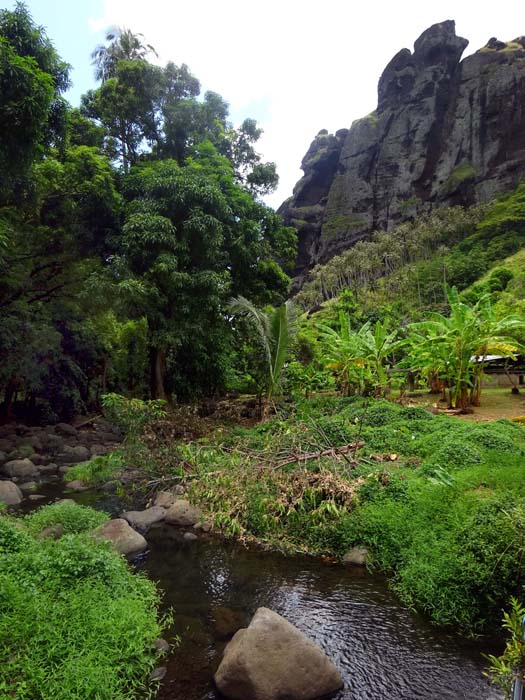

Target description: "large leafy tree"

left=83, top=31, right=278, bottom=196
left=116, top=148, right=292, bottom=400
left=0, top=2, right=70, bottom=203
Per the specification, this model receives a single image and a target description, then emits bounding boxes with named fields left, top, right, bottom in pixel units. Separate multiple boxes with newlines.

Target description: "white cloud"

left=90, top=0, right=525, bottom=208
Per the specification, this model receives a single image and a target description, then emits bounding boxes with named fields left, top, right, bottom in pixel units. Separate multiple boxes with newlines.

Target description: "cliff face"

left=280, top=21, right=525, bottom=285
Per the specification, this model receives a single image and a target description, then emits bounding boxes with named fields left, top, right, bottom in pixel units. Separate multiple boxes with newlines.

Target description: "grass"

left=0, top=504, right=168, bottom=700
left=64, top=451, right=125, bottom=486
left=145, top=396, right=525, bottom=633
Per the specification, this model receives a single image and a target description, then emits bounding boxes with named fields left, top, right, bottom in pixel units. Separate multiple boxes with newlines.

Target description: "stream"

left=24, top=481, right=503, bottom=700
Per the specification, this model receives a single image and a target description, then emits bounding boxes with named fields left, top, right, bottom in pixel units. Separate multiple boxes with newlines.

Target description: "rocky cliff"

left=280, top=21, right=525, bottom=285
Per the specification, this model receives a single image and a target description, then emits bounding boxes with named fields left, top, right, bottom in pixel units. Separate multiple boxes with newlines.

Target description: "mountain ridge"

left=280, top=20, right=525, bottom=288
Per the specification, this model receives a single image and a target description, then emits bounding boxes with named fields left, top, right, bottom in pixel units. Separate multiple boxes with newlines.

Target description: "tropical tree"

left=0, top=2, right=70, bottom=203
left=229, top=296, right=296, bottom=406
left=318, top=313, right=401, bottom=396
left=91, top=26, right=157, bottom=82
left=406, top=287, right=525, bottom=408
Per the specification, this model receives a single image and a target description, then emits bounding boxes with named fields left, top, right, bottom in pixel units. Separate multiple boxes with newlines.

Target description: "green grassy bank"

left=0, top=502, right=167, bottom=700
left=176, top=398, right=525, bottom=634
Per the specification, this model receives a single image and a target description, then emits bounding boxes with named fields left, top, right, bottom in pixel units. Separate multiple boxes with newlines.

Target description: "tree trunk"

left=1, top=376, right=20, bottom=421
left=149, top=346, right=167, bottom=400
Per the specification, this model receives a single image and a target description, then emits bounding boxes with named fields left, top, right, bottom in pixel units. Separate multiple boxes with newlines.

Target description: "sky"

left=5, top=0, right=525, bottom=207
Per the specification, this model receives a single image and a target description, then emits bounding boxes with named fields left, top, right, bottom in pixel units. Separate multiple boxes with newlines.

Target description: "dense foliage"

left=0, top=503, right=167, bottom=699
left=0, top=4, right=296, bottom=420
left=167, top=397, right=525, bottom=633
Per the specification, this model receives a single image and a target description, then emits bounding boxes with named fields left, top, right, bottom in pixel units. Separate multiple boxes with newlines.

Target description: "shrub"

left=0, top=511, right=167, bottom=700
left=24, top=502, right=108, bottom=536
left=64, top=452, right=125, bottom=486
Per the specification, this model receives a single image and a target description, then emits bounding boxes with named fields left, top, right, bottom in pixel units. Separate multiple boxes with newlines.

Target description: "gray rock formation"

left=214, top=607, right=343, bottom=700
left=93, top=518, right=147, bottom=556
left=280, top=22, right=525, bottom=285
left=0, top=480, right=23, bottom=505
left=121, top=506, right=166, bottom=530
left=164, top=499, right=202, bottom=526
left=1, top=458, right=38, bottom=478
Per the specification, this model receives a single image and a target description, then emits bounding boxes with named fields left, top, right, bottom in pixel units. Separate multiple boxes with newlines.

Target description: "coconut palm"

left=229, top=296, right=296, bottom=406
left=91, top=27, right=157, bottom=82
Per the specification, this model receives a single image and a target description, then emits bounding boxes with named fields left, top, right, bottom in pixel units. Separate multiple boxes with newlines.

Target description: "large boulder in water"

left=121, top=506, right=166, bottom=530
left=214, top=607, right=343, bottom=700
left=93, top=518, right=147, bottom=556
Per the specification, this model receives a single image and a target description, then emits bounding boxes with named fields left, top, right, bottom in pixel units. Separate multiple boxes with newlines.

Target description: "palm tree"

left=91, top=27, right=157, bottom=82
left=229, top=296, right=296, bottom=408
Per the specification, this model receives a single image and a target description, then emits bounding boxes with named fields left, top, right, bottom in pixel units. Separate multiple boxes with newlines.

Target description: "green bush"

left=65, top=452, right=125, bottom=486
left=0, top=510, right=167, bottom=700
left=24, top=502, right=108, bottom=536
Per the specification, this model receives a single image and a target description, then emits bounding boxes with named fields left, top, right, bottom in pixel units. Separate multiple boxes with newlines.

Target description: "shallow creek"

left=24, top=481, right=503, bottom=700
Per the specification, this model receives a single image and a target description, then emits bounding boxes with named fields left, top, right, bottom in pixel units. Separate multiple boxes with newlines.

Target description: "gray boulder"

left=121, top=506, right=166, bottom=530
left=55, top=423, right=78, bottom=437
left=57, top=445, right=90, bottom=463
left=93, top=518, right=147, bottom=556
left=19, top=481, right=38, bottom=492
left=343, top=546, right=369, bottom=566
left=1, top=458, right=38, bottom=478
left=66, top=480, right=88, bottom=491
left=0, top=439, right=14, bottom=453
left=214, top=607, right=343, bottom=700
left=154, top=489, right=182, bottom=508
left=0, top=480, right=23, bottom=505
left=165, top=499, right=202, bottom=526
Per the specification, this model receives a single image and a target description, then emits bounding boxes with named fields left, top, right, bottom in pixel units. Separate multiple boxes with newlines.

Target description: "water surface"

left=142, top=524, right=502, bottom=700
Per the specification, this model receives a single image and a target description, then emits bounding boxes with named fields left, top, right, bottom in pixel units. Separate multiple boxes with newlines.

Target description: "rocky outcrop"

left=214, top=607, right=343, bottom=700
left=281, top=22, right=525, bottom=285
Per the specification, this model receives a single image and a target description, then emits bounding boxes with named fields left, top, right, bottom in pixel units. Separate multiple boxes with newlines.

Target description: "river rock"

left=183, top=531, right=198, bottom=541
left=57, top=445, right=90, bottom=463
left=0, top=480, right=23, bottom=505
left=0, top=450, right=7, bottom=465
left=93, top=518, right=147, bottom=556
left=67, top=479, right=88, bottom=491
left=343, top=546, right=369, bottom=566
left=165, top=499, right=202, bottom=527
left=38, top=523, right=65, bottom=540
left=90, top=444, right=111, bottom=456
left=214, top=607, right=343, bottom=700
left=55, top=423, right=78, bottom=437
left=41, top=433, right=64, bottom=451
left=154, top=490, right=182, bottom=508
left=154, top=638, right=171, bottom=653
left=0, top=439, right=14, bottom=453
left=122, top=506, right=166, bottom=530
left=19, top=481, right=38, bottom=492
left=39, top=463, right=58, bottom=474
left=1, top=458, right=38, bottom=478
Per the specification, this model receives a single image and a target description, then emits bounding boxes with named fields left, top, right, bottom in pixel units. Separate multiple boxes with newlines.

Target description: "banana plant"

left=406, top=287, right=525, bottom=408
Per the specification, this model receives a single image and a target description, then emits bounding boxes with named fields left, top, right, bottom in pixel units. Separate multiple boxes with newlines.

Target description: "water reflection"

left=142, top=525, right=502, bottom=700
